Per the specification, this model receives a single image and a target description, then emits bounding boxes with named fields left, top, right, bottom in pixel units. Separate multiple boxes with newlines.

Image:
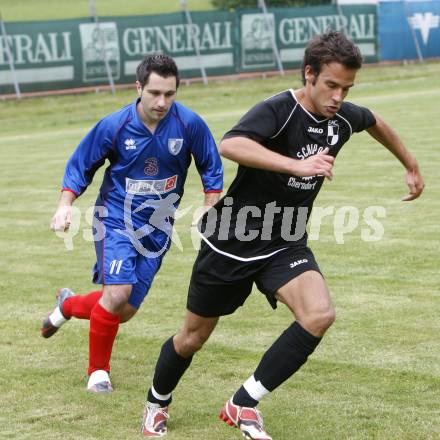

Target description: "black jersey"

left=199, top=89, right=376, bottom=261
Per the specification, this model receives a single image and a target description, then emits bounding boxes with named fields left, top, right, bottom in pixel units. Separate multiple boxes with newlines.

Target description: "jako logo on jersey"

left=290, top=259, right=308, bottom=269
left=125, top=138, right=136, bottom=150
left=308, top=127, right=324, bottom=134
left=327, top=120, right=339, bottom=146
left=168, top=138, right=183, bottom=155
left=144, top=157, right=159, bottom=176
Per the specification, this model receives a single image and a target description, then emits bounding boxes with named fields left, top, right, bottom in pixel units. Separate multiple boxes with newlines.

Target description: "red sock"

left=62, top=290, right=103, bottom=320
left=88, top=302, right=120, bottom=376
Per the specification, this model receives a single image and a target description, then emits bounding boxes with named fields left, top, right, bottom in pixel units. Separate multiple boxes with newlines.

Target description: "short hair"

left=136, top=54, right=180, bottom=89
left=301, top=31, right=363, bottom=85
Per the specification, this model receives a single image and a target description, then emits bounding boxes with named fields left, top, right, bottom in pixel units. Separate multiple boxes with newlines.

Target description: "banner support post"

left=180, top=0, right=208, bottom=85
left=258, top=0, right=285, bottom=76
left=88, top=0, right=116, bottom=94
left=405, top=1, right=424, bottom=64
left=0, top=11, right=21, bottom=99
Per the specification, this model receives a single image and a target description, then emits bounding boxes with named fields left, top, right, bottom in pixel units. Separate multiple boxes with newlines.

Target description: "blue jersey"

left=60, top=98, right=222, bottom=307
left=62, top=98, right=223, bottom=226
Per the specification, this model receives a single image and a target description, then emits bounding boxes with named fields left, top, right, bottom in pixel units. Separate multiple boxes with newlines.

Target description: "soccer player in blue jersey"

left=40, top=54, right=223, bottom=393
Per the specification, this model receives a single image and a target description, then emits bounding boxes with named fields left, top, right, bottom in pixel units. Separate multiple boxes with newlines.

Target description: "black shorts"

left=187, top=242, right=321, bottom=317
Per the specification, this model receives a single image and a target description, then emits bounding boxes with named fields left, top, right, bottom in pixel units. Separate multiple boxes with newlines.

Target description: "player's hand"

left=50, top=205, right=72, bottom=232
left=402, top=166, right=424, bottom=201
left=191, top=205, right=212, bottom=227
left=292, top=147, right=335, bottom=180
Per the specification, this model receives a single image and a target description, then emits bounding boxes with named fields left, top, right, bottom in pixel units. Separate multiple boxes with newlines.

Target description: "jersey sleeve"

left=62, top=118, right=114, bottom=196
left=189, top=115, right=223, bottom=193
left=222, top=100, right=278, bottom=144
left=341, top=102, right=376, bottom=133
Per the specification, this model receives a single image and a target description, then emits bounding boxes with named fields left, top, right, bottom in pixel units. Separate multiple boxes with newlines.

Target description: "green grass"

left=1, top=62, right=440, bottom=439
left=0, top=0, right=214, bottom=22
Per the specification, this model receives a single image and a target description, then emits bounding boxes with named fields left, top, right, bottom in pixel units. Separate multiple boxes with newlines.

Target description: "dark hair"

left=301, top=31, right=363, bottom=85
left=136, top=54, right=180, bottom=89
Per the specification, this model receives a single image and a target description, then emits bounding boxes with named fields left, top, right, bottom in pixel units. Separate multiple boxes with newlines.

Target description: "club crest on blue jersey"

left=327, top=121, right=339, bottom=146
left=168, top=138, right=183, bottom=155
left=144, top=157, right=159, bottom=176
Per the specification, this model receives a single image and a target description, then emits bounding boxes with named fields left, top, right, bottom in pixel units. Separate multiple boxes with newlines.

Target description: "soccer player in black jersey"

left=140, top=31, right=424, bottom=439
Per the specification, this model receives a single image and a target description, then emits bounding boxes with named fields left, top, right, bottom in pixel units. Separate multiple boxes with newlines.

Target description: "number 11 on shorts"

left=109, top=259, right=123, bottom=275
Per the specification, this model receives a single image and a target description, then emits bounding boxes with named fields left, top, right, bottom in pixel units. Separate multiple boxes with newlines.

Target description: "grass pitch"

left=1, top=62, right=440, bottom=440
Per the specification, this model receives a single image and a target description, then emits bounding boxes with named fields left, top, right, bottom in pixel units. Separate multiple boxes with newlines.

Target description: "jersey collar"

left=290, top=89, right=329, bottom=124
left=133, top=98, right=175, bottom=135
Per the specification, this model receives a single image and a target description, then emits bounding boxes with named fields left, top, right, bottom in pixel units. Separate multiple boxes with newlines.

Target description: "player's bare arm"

left=191, top=192, right=222, bottom=227
left=366, top=112, right=425, bottom=201
left=219, top=136, right=335, bottom=179
left=203, top=191, right=221, bottom=208
left=50, top=190, right=77, bottom=232
left=191, top=192, right=222, bottom=226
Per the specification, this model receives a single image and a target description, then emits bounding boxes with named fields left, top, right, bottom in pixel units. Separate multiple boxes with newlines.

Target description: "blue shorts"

left=92, top=215, right=170, bottom=310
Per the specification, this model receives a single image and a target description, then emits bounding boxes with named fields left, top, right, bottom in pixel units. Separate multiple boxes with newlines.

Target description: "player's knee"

left=304, top=307, right=336, bottom=336
left=108, top=291, right=129, bottom=308
left=315, top=307, right=336, bottom=331
left=179, top=331, right=208, bottom=355
left=323, top=306, right=336, bottom=328
left=119, top=305, right=137, bottom=323
left=102, top=286, right=132, bottom=313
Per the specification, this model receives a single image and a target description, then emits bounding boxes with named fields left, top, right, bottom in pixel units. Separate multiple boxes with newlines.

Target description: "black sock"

left=233, top=321, right=321, bottom=407
left=254, top=321, right=321, bottom=391
left=232, top=385, right=259, bottom=408
left=147, top=336, right=193, bottom=406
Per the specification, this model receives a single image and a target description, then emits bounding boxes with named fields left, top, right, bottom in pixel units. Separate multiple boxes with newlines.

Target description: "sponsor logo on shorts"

left=125, top=175, right=178, bottom=195
left=289, top=258, right=308, bottom=269
left=144, top=157, right=159, bottom=176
